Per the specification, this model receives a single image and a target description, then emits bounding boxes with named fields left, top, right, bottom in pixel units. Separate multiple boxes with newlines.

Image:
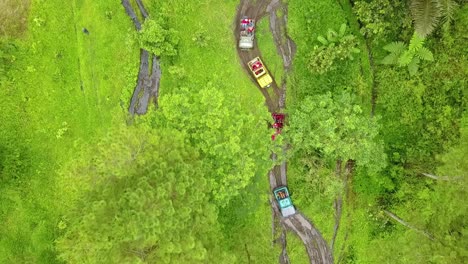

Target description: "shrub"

left=307, top=24, right=360, bottom=74
left=138, top=19, right=179, bottom=57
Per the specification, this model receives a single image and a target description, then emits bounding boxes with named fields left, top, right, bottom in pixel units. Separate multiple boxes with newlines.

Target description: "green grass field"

left=143, top=0, right=264, bottom=109
left=256, top=17, right=284, bottom=86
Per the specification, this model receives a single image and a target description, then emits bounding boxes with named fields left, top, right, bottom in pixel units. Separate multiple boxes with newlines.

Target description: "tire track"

left=234, top=1, right=333, bottom=263
left=122, top=0, right=161, bottom=115
left=234, top=0, right=279, bottom=113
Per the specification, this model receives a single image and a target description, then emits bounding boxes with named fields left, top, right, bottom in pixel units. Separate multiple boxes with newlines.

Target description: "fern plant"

left=382, top=33, right=434, bottom=76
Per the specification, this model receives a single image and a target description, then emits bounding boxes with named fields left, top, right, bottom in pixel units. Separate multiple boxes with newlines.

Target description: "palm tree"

left=410, top=0, right=441, bottom=37
left=410, top=0, right=459, bottom=37
left=437, top=0, right=460, bottom=30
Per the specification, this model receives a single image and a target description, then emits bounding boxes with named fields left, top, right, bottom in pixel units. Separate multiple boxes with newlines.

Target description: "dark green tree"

left=287, top=92, right=385, bottom=173
left=152, top=85, right=271, bottom=206
left=410, top=0, right=460, bottom=36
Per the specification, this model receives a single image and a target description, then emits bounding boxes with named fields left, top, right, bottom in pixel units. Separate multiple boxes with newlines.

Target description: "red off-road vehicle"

left=271, top=113, right=285, bottom=140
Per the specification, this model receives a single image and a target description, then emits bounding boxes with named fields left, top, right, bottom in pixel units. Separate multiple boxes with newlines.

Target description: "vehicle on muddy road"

left=248, top=57, right=273, bottom=88
left=273, top=185, right=296, bottom=217
left=271, top=113, right=285, bottom=140
left=239, top=17, right=255, bottom=49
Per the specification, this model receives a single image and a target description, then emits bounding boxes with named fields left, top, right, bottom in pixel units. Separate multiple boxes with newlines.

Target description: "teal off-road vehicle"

left=273, top=186, right=296, bottom=217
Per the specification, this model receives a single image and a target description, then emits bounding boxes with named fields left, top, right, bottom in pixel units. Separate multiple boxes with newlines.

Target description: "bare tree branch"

left=383, top=210, right=435, bottom=241
left=421, top=173, right=461, bottom=181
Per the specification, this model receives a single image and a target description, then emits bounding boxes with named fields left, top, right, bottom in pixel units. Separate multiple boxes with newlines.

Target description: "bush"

left=307, top=24, right=360, bottom=74
left=138, top=19, right=179, bottom=57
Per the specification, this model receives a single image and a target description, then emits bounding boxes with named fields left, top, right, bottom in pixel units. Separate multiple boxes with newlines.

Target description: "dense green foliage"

left=382, top=33, right=434, bottom=75
left=307, top=24, right=361, bottom=74
left=288, top=92, right=384, bottom=172
left=56, top=126, right=235, bottom=263
left=288, top=0, right=467, bottom=263
left=0, top=0, right=276, bottom=262
left=353, top=0, right=411, bottom=40
left=0, top=0, right=466, bottom=263
left=138, top=19, right=179, bottom=57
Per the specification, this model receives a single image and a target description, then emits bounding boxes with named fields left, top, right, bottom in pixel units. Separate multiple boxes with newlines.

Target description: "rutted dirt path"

left=234, top=0, right=333, bottom=263
left=234, top=0, right=279, bottom=113
left=266, top=0, right=296, bottom=108
left=122, top=0, right=161, bottom=115
left=331, top=160, right=354, bottom=253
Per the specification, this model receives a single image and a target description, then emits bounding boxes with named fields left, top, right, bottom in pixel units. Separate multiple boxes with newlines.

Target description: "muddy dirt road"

left=122, top=0, right=161, bottom=115
left=234, top=0, right=333, bottom=263
left=234, top=0, right=280, bottom=113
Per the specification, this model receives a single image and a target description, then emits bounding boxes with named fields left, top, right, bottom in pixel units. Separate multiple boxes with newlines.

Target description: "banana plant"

left=316, top=23, right=360, bottom=59
left=317, top=23, right=349, bottom=46
left=308, top=23, right=361, bottom=74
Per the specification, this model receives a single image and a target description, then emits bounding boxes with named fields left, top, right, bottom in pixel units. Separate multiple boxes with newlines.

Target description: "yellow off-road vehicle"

left=248, top=57, right=273, bottom=88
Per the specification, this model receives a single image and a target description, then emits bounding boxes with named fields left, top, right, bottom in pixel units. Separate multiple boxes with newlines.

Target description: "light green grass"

left=15, top=0, right=138, bottom=156
left=0, top=0, right=137, bottom=261
left=256, top=17, right=285, bottom=86
left=286, top=230, right=311, bottom=264
left=143, top=0, right=265, bottom=111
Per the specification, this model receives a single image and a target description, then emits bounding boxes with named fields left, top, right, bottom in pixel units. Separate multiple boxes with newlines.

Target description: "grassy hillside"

left=0, top=0, right=274, bottom=262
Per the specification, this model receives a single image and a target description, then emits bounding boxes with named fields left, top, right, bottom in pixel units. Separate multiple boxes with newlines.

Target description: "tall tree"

left=56, top=125, right=236, bottom=263
left=287, top=91, right=385, bottom=173
left=152, top=85, right=271, bottom=206
left=410, top=0, right=460, bottom=36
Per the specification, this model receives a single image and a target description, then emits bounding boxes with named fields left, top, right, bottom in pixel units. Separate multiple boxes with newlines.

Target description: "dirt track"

left=122, top=0, right=161, bottom=115
left=234, top=0, right=280, bottom=113
left=234, top=1, right=333, bottom=263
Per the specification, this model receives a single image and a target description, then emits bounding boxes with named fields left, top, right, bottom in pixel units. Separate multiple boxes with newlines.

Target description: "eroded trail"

left=234, top=0, right=279, bottom=113
left=234, top=0, right=333, bottom=263
left=122, top=0, right=161, bottom=115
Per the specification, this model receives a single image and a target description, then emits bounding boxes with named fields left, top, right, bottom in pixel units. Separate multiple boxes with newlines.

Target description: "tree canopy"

left=56, top=125, right=235, bottom=263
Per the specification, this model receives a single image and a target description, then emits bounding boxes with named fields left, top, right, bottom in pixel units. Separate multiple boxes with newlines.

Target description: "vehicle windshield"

left=249, top=60, right=265, bottom=76
left=275, top=188, right=289, bottom=200
left=254, top=68, right=264, bottom=76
